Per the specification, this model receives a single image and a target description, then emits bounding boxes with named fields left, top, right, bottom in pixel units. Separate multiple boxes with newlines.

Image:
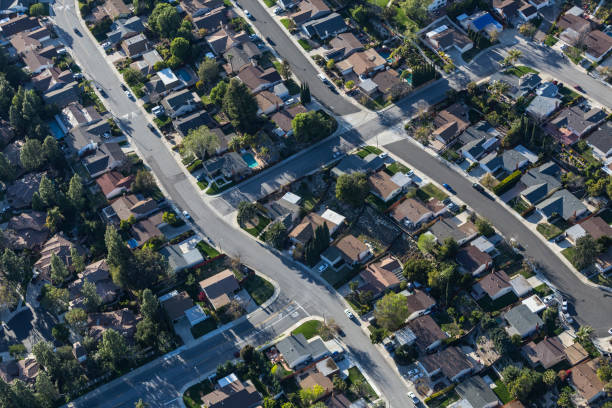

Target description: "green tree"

left=394, top=343, right=418, bottom=365
left=170, top=37, right=190, bottom=61
left=491, top=327, right=515, bottom=355
left=42, top=136, right=62, bottom=167
left=20, top=138, right=45, bottom=171
left=149, top=3, right=181, bottom=37
left=50, top=253, right=70, bottom=284
left=96, top=328, right=129, bottom=371
left=132, top=170, right=157, bottom=196
left=68, top=174, right=85, bottom=210
left=374, top=292, right=409, bottom=331
left=350, top=5, right=368, bottom=24
left=0, top=152, right=15, bottom=182
left=0, top=74, right=15, bottom=115
left=476, top=218, right=495, bottom=237
left=134, top=0, right=154, bottom=13
left=1, top=248, right=27, bottom=288
left=427, top=264, right=457, bottom=302
left=300, top=83, right=311, bottom=104
left=292, top=111, right=334, bottom=143
left=184, top=125, right=219, bottom=159
left=222, top=79, right=258, bottom=133
left=264, top=221, right=287, bottom=249
left=335, top=172, right=369, bottom=206
left=123, top=68, right=145, bottom=87
left=65, top=307, right=88, bottom=334
left=437, top=237, right=458, bottom=260
left=198, top=57, right=219, bottom=85
left=51, top=323, right=69, bottom=343
left=557, top=387, right=574, bottom=407
left=11, top=379, right=40, bottom=408
left=45, top=206, right=64, bottom=234
left=135, top=318, right=158, bottom=347
left=140, top=288, right=160, bottom=321
left=542, top=369, right=557, bottom=387
left=209, top=80, right=228, bottom=105
left=417, top=233, right=436, bottom=254
left=35, top=371, right=58, bottom=408
left=42, top=285, right=69, bottom=314
left=403, top=258, right=432, bottom=283
left=135, top=399, right=148, bottom=408
left=129, top=247, right=168, bottom=289
left=38, top=175, right=55, bottom=207
left=574, top=235, right=597, bottom=270
left=70, top=246, right=85, bottom=274
left=279, top=60, right=291, bottom=80
left=81, top=279, right=102, bottom=312
left=326, top=59, right=335, bottom=70
left=299, top=384, right=325, bottom=405
left=237, top=201, right=258, bottom=226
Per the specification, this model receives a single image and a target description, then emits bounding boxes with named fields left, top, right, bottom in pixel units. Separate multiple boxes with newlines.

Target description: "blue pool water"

left=48, top=121, right=65, bottom=140
left=242, top=153, right=258, bottom=168
left=378, top=49, right=391, bottom=59
left=175, top=68, right=192, bottom=82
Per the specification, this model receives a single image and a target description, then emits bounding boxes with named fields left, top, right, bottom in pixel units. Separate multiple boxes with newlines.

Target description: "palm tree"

left=505, top=49, right=522, bottom=66
left=576, top=325, right=593, bottom=343
left=487, top=81, right=509, bottom=102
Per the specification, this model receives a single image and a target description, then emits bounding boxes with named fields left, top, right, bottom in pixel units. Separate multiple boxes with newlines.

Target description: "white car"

left=608, top=328, right=612, bottom=336
left=407, top=369, right=418, bottom=376
left=318, top=263, right=328, bottom=272
left=273, top=6, right=282, bottom=14
left=408, top=391, right=419, bottom=404
left=244, top=9, right=254, bottom=19
left=124, top=89, right=134, bottom=100
left=378, top=152, right=388, bottom=159
left=344, top=309, right=354, bottom=319
left=563, top=312, right=573, bottom=324
left=182, top=210, right=191, bottom=220
left=561, top=298, right=568, bottom=312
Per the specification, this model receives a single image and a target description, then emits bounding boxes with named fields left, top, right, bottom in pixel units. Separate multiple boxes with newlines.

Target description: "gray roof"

left=204, top=151, right=249, bottom=174
left=536, top=82, right=558, bottom=98
left=519, top=73, right=542, bottom=90
left=303, top=13, right=347, bottom=38
left=106, top=16, right=144, bottom=43
left=549, top=106, right=607, bottom=136
left=504, top=304, right=544, bottom=335
left=162, top=89, right=196, bottom=113
left=429, top=218, right=468, bottom=243
left=536, top=189, right=587, bottom=220
left=174, top=110, right=214, bottom=137
left=83, top=143, right=125, bottom=176
left=456, top=377, right=499, bottom=408
left=520, top=161, right=561, bottom=204
left=526, top=96, right=560, bottom=118
left=276, top=333, right=328, bottom=367
left=587, top=121, right=612, bottom=154
left=331, top=154, right=382, bottom=177
left=264, top=198, right=301, bottom=227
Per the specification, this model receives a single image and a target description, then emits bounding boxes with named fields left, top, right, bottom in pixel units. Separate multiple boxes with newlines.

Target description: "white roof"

left=471, top=236, right=495, bottom=253
left=158, top=290, right=179, bottom=302
left=321, top=209, right=345, bottom=226
left=218, top=373, right=238, bottom=388
left=509, top=274, right=531, bottom=297
left=426, top=24, right=449, bottom=37
left=565, top=6, right=583, bottom=16
left=358, top=78, right=377, bottom=92
left=522, top=294, right=547, bottom=314
left=390, top=172, right=412, bottom=188
left=565, top=224, right=586, bottom=241
left=395, top=326, right=416, bottom=346
left=514, top=144, right=538, bottom=163
left=158, top=67, right=179, bottom=86
left=182, top=248, right=204, bottom=266
left=282, top=191, right=301, bottom=204
left=178, top=234, right=201, bottom=253
left=185, top=304, right=208, bottom=326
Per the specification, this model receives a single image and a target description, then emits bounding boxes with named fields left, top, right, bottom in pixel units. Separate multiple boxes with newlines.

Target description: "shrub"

left=493, top=170, right=522, bottom=195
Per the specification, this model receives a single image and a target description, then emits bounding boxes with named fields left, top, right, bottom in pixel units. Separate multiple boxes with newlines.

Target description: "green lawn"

left=426, top=390, right=460, bottom=408
left=206, top=181, right=236, bottom=195
left=291, top=320, right=322, bottom=339
left=197, top=181, right=208, bottom=190
left=493, top=380, right=512, bottom=404
left=510, top=197, right=531, bottom=214
left=244, top=215, right=271, bottom=237
left=356, top=145, right=383, bottom=158
left=366, top=0, right=389, bottom=6
left=561, top=247, right=578, bottom=267
left=346, top=367, right=377, bottom=401
left=504, top=65, right=538, bottom=77
left=545, top=34, right=558, bottom=46
left=298, top=39, right=312, bottom=51
left=322, top=265, right=359, bottom=289
left=385, top=162, right=410, bottom=175
left=533, top=283, right=552, bottom=297
left=558, top=85, right=581, bottom=104
left=536, top=223, right=563, bottom=240
left=477, top=291, right=518, bottom=312
left=280, top=18, right=292, bottom=29
left=420, top=183, right=448, bottom=201
left=263, top=0, right=276, bottom=6
left=243, top=274, right=275, bottom=305
left=190, top=318, right=217, bottom=339
left=183, top=379, right=214, bottom=408
left=196, top=241, right=221, bottom=258
left=563, top=46, right=583, bottom=64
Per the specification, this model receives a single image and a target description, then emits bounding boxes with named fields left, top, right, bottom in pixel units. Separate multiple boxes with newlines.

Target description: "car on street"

left=73, top=28, right=82, bottom=36
left=318, top=263, right=328, bottom=272
left=244, top=10, right=254, bottom=19
left=318, top=73, right=330, bottom=84
left=337, top=327, right=345, bottom=337
left=273, top=6, right=282, bottom=14
left=442, top=183, right=455, bottom=194
left=574, top=85, right=584, bottom=92
left=147, top=123, right=155, bottom=131
left=472, top=183, right=485, bottom=193
left=182, top=210, right=191, bottom=220
left=608, top=328, right=612, bottom=336
left=561, top=298, right=568, bottom=312
left=344, top=309, right=354, bottom=320
left=151, top=105, right=164, bottom=117
left=124, top=89, right=134, bottom=100
left=408, top=391, right=419, bottom=404
left=265, top=36, right=275, bottom=46
left=563, top=312, right=573, bottom=324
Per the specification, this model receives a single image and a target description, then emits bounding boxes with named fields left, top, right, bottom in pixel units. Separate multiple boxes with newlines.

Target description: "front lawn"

left=243, top=274, right=275, bottom=305
left=558, top=85, right=581, bottom=104
left=346, top=367, right=377, bottom=401
left=510, top=197, right=531, bottom=215
left=263, top=0, right=276, bottom=5
left=322, top=265, right=360, bottom=289
left=385, top=162, right=410, bottom=175
left=243, top=215, right=271, bottom=237
left=545, top=34, right=558, bottom=46
left=533, top=283, right=552, bottom=297
left=280, top=18, right=292, bottom=29
left=419, top=183, right=448, bottom=201
left=536, top=222, right=563, bottom=240
left=190, top=318, right=217, bottom=339
left=206, top=180, right=236, bottom=195
left=298, top=39, right=312, bottom=51
left=291, top=320, right=321, bottom=339
left=504, top=65, right=538, bottom=77
left=356, top=145, right=383, bottom=158
left=493, top=380, right=512, bottom=404
left=196, top=241, right=221, bottom=258
left=561, top=247, right=577, bottom=267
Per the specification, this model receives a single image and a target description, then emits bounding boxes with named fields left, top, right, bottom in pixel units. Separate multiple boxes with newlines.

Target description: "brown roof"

left=456, top=246, right=492, bottom=274
left=405, top=289, right=436, bottom=315
left=474, top=270, right=511, bottom=298
left=359, top=256, right=401, bottom=295
left=291, top=0, right=330, bottom=24
left=425, top=197, right=446, bottom=213
left=161, top=291, right=194, bottom=320
left=96, top=171, right=133, bottom=197
left=6, top=211, right=49, bottom=250
left=180, top=0, right=224, bottom=16
left=0, top=15, right=40, bottom=38
left=199, top=269, right=240, bottom=309
left=130, top=214, right=163, bottom=246
left=255, top=90, right=283, bottom=112
left=419, top=346, right=473, bottom=379
left=193, top=7, right=235, bottom=31
left=17, top=358, right=39, bottom=382
left=583, top=30, right=612, bottom=59
left=34, top=234, right=85, bottom=280
left=336, top=49, right=386, bottom=76
left=571, top=359, right=605, bottom=401
left=87, top=308, right=138, bottom=341
left=429, top=26, right=473, bottom=51
left=563, top=342, right=589, bottom=366
left=103, top=0, right=131, bottom=18
left=557, top=14, right=592, bottom=32
left=522, top=337, right=566, bottom=368
left=297, top=370, right=333, bottom=395
left=334, top=235, right=368, bottom=263
left=580, top=216, right=612, bottom=240
left=206, top=28, right=250, bottom=55
left=289, top=213, right=336, bottom=244
left=407, top=315, right=446, bottom=352
left=121, top=33, right=150, bottom=57
left=9, top=27, right=51, bottom=54
left=68, top=259, right=119, bottom=306
left=390, top=197, right=431, bottom=223
left=371, top=69, right=401, bottom=94
left=201, top=378, right=262, bottom=408
left=327, top=32, right=363, bottom=59
left=368, top=170, right=400, bottom=200
left=433, top=103, right=470, bottom=143
left=326, top=393, right=352, bottom=408
left=237, top=65, right=281, bottom=91
left=110, top=194, right=158, bottom=221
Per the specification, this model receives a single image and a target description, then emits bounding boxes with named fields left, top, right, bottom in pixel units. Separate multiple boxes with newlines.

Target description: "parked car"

left=244, top=10, right=254, bottom=19
left=378, top=152, right=388, bottom=159
left=120, top=83, right=127, bottom=91
left=561, top=298, right=568, bottom=312
left=344, top=309, right=354, bottom=320
left=472, top=182, right=485, bottom=193
left=408, top=391, right=419, bottom=404
left=318, top=73, right=329, bottom=84
left=273, top=6, right=282, bottom=14
left=124, top=89, right=134, bottom=100
left=182, top=210, right=191, bottom=220
left=151, top=105, right=164, bottom=117
left=266, top=36, right=275, bottom=46
left=73, top=28, right=82, bottom=36
left=318, top=263, right=328, bottom=272
left=442, top=183, right=455, bottom=194
left=608, top=328, right=612, bottom=336
left=563, top=312, right=573, bottom=324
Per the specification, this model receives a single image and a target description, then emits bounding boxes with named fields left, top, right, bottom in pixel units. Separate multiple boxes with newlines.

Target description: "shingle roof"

left=419, top=347, right=473, bottom=379
left=473, top=270, right=510, bottom=298
left=504, top=304, right=543, bottom=336
left=456, top=246, right=492, bottom=274
left=522, top=337, right=566, bottom=368
left=586, top=121, right=612, bottom=154
left=456, top=376, right=499, bottom=408
left=407, top=315, right=446, bottom=351
left=405, top=289, right=436, bottom=315
left=198, top=269, right=240, bottom=309
left=276, top=333, right=328, bottom=367
left=535, top=189, right=586, bottom=220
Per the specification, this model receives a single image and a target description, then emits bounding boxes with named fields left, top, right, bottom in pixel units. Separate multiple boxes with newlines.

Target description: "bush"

left=186, top=159, right=203, bottom=173
left=493, top=170, right=522, bottom=195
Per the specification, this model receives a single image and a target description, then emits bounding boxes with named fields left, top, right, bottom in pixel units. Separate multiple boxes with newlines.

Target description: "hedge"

left=424, top=384, right=455, bottom=403
left=187, top=159, right=203, bottom=173
left=493, top=170, right=522, bottom=196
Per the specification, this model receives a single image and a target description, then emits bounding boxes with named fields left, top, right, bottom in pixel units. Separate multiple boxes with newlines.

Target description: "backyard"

left=183, top=378, right=214, bottom=408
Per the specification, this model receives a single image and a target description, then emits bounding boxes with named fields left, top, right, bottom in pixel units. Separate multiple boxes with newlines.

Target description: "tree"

left=264, top=221, right=287, bottom=249
left=81, top=279, right=102, bottom=311
left=51, top=323, right=69, bottom=343
left=65, top=307, right=88, bottom=334
left=414, top=125, right=431, bottom=144
left=374, top=292, right=409, bottom=331
left=417, top=233, right=436, bottom=254
left=140, top=288, right=160, bottom=321
left=403, top=258, right=432, bottom=283
left=38, top=175, right=55, bottom=207
left=197, top=58, right=219, bottom=86
left=480, top=173, right=498, bottom=189
left=1, top=248, right=27, bottom=288
left=349, top=378, right=369, bottom=399
left=237, top=201, right=258, bottom=226
left=96, top=328, right=128, bottom=371
left=11, top=379, right=40, bottom=408
left=170, top=37, right=190, bottom=61
left=0, top=152, right=15, bottom=182
left=503, top=49, right=522, bottom=67
left=326, top=59, right=335, bottom=70
left=576, top=325, right=593, bottom=344
left=292, top=111, right=334, bottom=143
left=557, top=387, right=575, bottom=408
left=184, top=125, right=219, bottom=159
left=476, top=218, right=494, bottom=237
left=0, top=74, right=14, bottom=116
left=300, top=83, right=311, bottom=104
left=574, top=235, right=597, bottom=270
left=105, top=225, right=132, bottom=284
left=490, top=327, right=515, bottom=355
left=135, top=318, right=158, bottom=347
left=394, top=344, right=418, bottom=365
left=210, top=80, right=228, bottom=106
left=279, top=60, right=291, bottom=80
left=317, top=318, right=338, bottom=341
left=519, top=23, right=536, bottom=38
left=134, top=0, right=154, bottom=13
left=437, top=237, right=458, bottom=260
left=35, top=371, right=58, bottom=408
left=68, top=173, right=85, bottom=210
left=50, top=253, right=70, bottom=284
left=42, top=284, right=69, bottom=314
left=335, top=172, right=368, bottom=206
left=20, top=138, right=45, bottom=171
left=223, top=79, right=258, bottom=133
left=300, top=384, right=325, bottom=405
left=149, top=3, right=181, bottom=37
left=542, top=369, right=557, bottom=387
left=127, top=247, right=168, bottom=290
left=70, top=246, right=85, bottom=275
left=542, top=306, right=558, bottom=335
left=42, top=136, right=62, bottom=167
left=132, top=170, right=157, bottom=196
left=45, top=206, right=64, bottom=234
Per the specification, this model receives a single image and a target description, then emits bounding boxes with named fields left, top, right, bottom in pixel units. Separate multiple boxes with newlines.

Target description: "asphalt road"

left=52, top=1, right=416, bottom=407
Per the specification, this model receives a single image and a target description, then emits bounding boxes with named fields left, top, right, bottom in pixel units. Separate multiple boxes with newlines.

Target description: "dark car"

left=472, top=183, right=485, bottom=193
left=574, top=85, right=585, bottom=93
left=442, top=183, right=455, bottom=194
left=266, top=37, right=275, bottom=46
left=73, top=28, right=82, bottom=36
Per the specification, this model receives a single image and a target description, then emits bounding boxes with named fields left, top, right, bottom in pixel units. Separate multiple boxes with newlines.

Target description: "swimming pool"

left=242, top=153, right=258, bottom=168
left=48, top=120, right=65, bottom=140
left=175, top=68, right=192, bottom=82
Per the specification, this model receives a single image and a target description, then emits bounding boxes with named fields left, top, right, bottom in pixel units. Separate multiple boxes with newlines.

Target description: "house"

left=264, top=195, right=302, bottom=228
left=276, top=333, right=329, bottom=368
left=223, top=44, right=261, bottom=74
left=321, top=209, right=345, bottom=228
left=192, top=7, right=235, bottom=32
left=506, top=72, right=541, bottom=100
left=255, top=90, right=283, bottom=115
left=132, top=49, right=163, bottom=75
left=390, top=197, right=433, bottom=228
left=563, top=341, right=589, bottom=366
left=270, top=104, right=308, bottom=137
left=324, top=235, right=370, bottom=266
left=68, top=259, right=120, bottom=307
left=237, top=65, right=282, bottom=93
left=198, top=269, right=240, bottom=310
left=557, top=14, right=593, bottom=46
left=461, top=12, right=503, bottom=38
left=546, top=106, right=606, bottom=145
left=83, top=142, right=126, bottom=178
left=359, top=256, right=402, bottom=298
left=368, top=170, right=401, bottom=202
left=504, top=304, right=543, bottom=338
left=315, top=357, right=339, bottom=377
left=129, top=212, right=165, bottom=248
left=161, top=89, right=199, bottom=118
left=472, top=270, right=512, bottom=300
left=404, top=289, right=436, bottom=321
left=179, top=0, right=224, bottom=17
left=203, top=152, right=251, bottom=181
left=426, top=25, right=473, bottom=53
left=0, top=15, right=39, bottom=39
left=522, top=337, right=566, bottom=369
left=493, top=0, right=520, bottom=21
left=201, top=375, right=262, bottom=408
left=570, top=359, right=606, bottom=404
left=87, top=308, right=139, bottom=341
left=160, top=235, right=205, bottom=273
left=526, top=96, right=560, bottom=121
left=289, top=212, right=338, bottom=246
left=96, top=171, right=133, bottom=199
left=336, top=48, right=386, bottom=77
left=527, top=0, right=547, bottom=9
left=584, top=29, right=612, bottom=62
left=32, top=67, right=73, bottom=94
left=535, top=82, right=558, bottom=99
left=5, top=211, right=49, bottom=250
left=331, top=154, right=383, bottom=178
left=121, top=33, right=151, bottom=58
left=458, top=122, right=500, bottom=162
left=43, top=82, right=80, bottom=108
left=9, top=26, right=52, bottom=55
left=456, top=246, right=492, bottom=276
left=302, top=13, right=347, bottom=40
left=428, top=216, right=478, bottom=246
left=62, top=103, right=102, bottom=129
left=21, top=45, right=56, bottom=74
left=106, top=16, right=144, bottom=44
left=33, top=234, right=85, bottom=281
left=518, top=2, right=537, bottom=21
left=580, top=216, right=612, bottom=240
left=6, top=172, right=44, bottom=209
left=65, top=123, right=106, bottom=157
left=297, top=370, right=333, bottom=398
left=0, top=357, right=39, bottom=384
left=372, top=69, right=405, bottom=101
left=418, top=347, right=474, bottom=383
left=174, top=110, right=215, bottom=138
left=108, top=194, right=158, bottom=222
left=407, top=315, right=447, bottom=352
left=535, top=189, right=587, bottom=221
left=206, top=28, right=250, bottom=55
left=325, top=32, right=363, bottom=61
left=159, top=290, right=195, bottom=322
left=586, top=122, right=612, bottom=160
left=73, top=342, right=87, bottom=363
left=456, top=376, right=500, bottom=408
left=480, top=150, right=529, bottom=174
left=595, top=246, right=612, bottom=274
left=509, top=274, right=531, bottom=297
left=99, top=0, right=131, bottom=19
left=432, top=103, right=470, bottom=147
left=157, top=67, right=181, bottom=91
left=291, top=0, right=330, bottom=25
left=522, top=294, right=546, bottom=314
left=520, top=161, right=561, bottom=205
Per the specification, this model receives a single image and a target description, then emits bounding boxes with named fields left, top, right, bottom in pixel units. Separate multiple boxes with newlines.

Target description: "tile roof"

left=504, top=304, right=544, bottom=336
left=88, top=308, right=139, bottom=341
left=34, top=233, right=85, bottom=280
left=237, top=65, right=281, bottom=91
left=579, top=216, right=612, bottom=240
left=535, top=189, right=586, bottom=220
left=96, top=171, right=133, bottom=197
left=360, top=256, right=402, bottom=295
left=335, top=48, right=385, bottom=76
left=6, top=211, right=49, bottom=250
left=289, top=213, right=336, bottom=244
left=110, top=194, right=158, bottom=221
left=433, top=103, right=470, bottom=143
left=456, top=376, right=500, bottom=408
left=201, top=378, right=262, bottom=408
left=160, top=290, right=194, bottom=320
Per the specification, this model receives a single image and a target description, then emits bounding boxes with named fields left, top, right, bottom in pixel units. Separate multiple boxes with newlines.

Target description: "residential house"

left=460, top=11, right=503, bottom=38
left=407, top=315, right=447, bottom=353
left=323, top=235, right=370, bottom=267
left=302, top=12, right=347, bottom=40
left=62, top=102, right=102, bottom=129
left=174, top=110, right=215, bottom=138
left=157, top=67, right=182, bottom=91
left=535, top=189, right=587, bottom=221
left=291, top=0, right=330, bottom=25
left=83, top=142, right=126, bottom=178
left=87, top=308, right=138, bottom=341
left=359, top=256, right=402, bottom=298
left=456, top=246, right=492, bottom=276
left=264, top=194, right=302, bottom=228
left=586, top=121, right=612, bottom=160
left=472, top=270, right=512, bottom=300
left=519, top=161, right=561, bottom=205
left=192, top=6, right=236, bottom=32
left=198, top=269, right=240, bottom=310
left=106, top=16, right=144, bottom=44
left=330, top=154, right=383, bottom=178
left=42, top=82, right=80, bottom=108
left=212, top=128, right=236, bottom=154
left=276, top=333, right=329, bottom=368
left=270, top=104, right=308, bottom=137
left=223, top=43, right=261, bottom=74
left=504, top=72, right=541, bottom=100
left=325, top=32, right=363, bottom=61
left=297, top=370, right=333, bottom=400
left=65, top=121, right=111, bottom=157
left=526, top=96, right=560, bottom=121
left=480, top=149, right=529, bottom=174
left=595, top=246, right=612, bottom=274
left=493, top=0, right=520, bottom=21
left=583, top=30, right=612, bottom=62
left=368, top=170, right=402, bottom=202
left=159, top=290, right=195, bottom=322
left=131, top=49, right=163, bottom=75
left=33, top=234, right=85, bottom=281
left=201, top=375, right=262, bottom=408
left=321, top=209, right=346, bottom=229
left=255, top=90, right=283, bottom=115
left=418, top=347, right=474, bottom=383
left=68, top=259, right=119, bottom=308
left=527, top=0, right=547, bottom=9
left=522, top=336, right=566, bottom=369
left=73, top=342, right=87, bottom=363
left=161, top=89, right=199, bottom=118
left=428, top=216, right=478, bottom=246
left=518, top=2, right=538, bottom=21
left=336, top=48, right=386, bottom=78
left=160, top=235, right=205, bottom=273
left=557, top=14, right=593, bottom=46
left=99, top=0, right=131, bottom=19
left=6, top=172, right=43, bottom=209
left=580, top=216, right=612, bottom=240
left=0, top=15, right=39, bottom=39
left=121, top=33, right=151, bottom=58
left=455, top=376, right=500, bottom=408
left=458, top=121, right=500, bottom=163
left=202, top=152, right=251, bottom=181
left=431, top=103, right=470, bottom=149
left=206, top=28, right=250, bottom=55
left=107, top=194, right=158, bottom=222
left=390, top=197, right=433, bottom=228
left=289, top=212, right=338, bottom=246
left=315, top=357, right=339, bottom=378
left=563, top=341, right=589, bottom=366
left=2, top=140, right=24, bottom=176
left=96, top=171, right=133, bottom=199
left=129, top=212, right=165, bottom=248
left=546, top=106, right=606, bottom=145
left=237, top=65, right=282, bottom=93
left=21, top=45, right=56, bottom=74
left=371, top=69, right=404, bottom=101
left=570, top=359, right=606, bottom=404
left=0, top=357, right=39, bottom=384
left=5, top=211, right=49, bottom=250
left=504, top=304, right=544, bottom=338
left=179, top=0, right=224, bottom=17
left=426, top=25, right=473, bottom=53
left=405, top=289, right=436, bottom=321
left=9, top=26, right=52, bottom=55
left=509, top=274, right=532, bottom=297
